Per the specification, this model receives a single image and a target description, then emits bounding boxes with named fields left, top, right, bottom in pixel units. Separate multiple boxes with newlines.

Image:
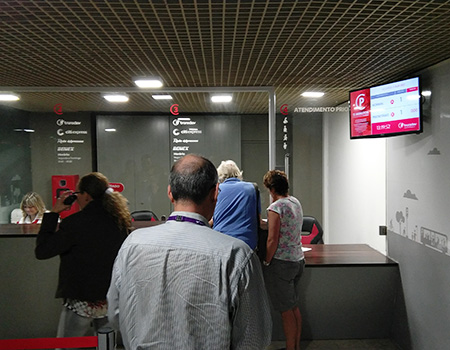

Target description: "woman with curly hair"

left=262, top=169, right=305, bottom=350
left=35, top=172, right=130, bottom=338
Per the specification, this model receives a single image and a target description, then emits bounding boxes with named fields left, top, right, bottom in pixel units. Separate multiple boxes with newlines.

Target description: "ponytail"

left=79, top=172, right=131, bottom=231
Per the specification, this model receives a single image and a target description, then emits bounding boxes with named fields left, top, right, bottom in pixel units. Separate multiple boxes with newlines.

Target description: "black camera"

left=63, top=194, right=78, bottom=205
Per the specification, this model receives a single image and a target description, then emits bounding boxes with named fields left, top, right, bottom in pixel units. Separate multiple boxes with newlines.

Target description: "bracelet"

left=263, top=260, right=270, bottom=266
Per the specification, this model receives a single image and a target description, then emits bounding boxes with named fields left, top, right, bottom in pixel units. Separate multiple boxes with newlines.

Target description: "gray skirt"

left=263, top=258, right=305, bottom=312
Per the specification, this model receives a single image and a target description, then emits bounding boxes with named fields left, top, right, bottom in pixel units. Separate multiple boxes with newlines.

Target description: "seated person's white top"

left=10, top=208, right=23, bottom=223
left=17, top=209, right=50, bottom=224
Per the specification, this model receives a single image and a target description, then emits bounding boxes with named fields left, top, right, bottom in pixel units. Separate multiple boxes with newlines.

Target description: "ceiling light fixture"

left=13, top=128, right=35, bottom=133
left=301, top=91, right=324, bottom=98
left=0, top=93, right=20, bottom=101
left=152, top=94, right=172, bottom=100
left=211, top=94, right=232, bottom=103
left=103, top=94, right=129, bottom=102
left=421, top=90, right=431, bottom=97
left=105, top=128, right=117, bottom=132
left=134, top=77, right=163, bottom=88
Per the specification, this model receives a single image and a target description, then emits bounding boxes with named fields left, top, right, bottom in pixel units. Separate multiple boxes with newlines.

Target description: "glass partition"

left=0, top=106, right=32, bottom=223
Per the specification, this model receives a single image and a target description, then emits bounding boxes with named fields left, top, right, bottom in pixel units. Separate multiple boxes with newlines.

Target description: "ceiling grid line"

left=1, top=0, right=450, bottom=113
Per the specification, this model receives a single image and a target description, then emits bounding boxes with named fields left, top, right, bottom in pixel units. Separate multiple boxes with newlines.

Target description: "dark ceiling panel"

left=0, top=0, right=449, bottom=113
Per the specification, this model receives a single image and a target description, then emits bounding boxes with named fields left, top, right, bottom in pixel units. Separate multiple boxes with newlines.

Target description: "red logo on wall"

left=170, top=104, right=179, bottom=115
left=352, top=91, right=370, bottom=111
left=280, top=104, right=289, bottom=115
left=54, top=103, right=63, bottom=115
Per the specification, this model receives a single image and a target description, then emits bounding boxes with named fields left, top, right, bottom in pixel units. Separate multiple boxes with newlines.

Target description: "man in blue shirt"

left=212, top=160, right=261, bottom=249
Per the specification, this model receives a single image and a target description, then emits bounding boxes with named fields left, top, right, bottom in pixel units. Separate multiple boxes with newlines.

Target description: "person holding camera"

left=35, top=172, right=130, bottom=339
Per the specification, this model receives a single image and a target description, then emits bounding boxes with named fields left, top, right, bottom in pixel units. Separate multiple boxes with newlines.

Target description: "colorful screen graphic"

left=350, top=77, right=422, bottom=139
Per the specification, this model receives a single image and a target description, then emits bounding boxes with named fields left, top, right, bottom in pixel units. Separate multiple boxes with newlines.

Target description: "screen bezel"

left=349, top=76, right=423, bottom=140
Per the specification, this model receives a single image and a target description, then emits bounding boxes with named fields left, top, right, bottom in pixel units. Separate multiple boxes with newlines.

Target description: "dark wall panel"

left=30, top=112, right=93, bottom=208
left=96, top=114, right=240, bottom=219
left=97, top=115, right=170, bottom=218
left=292, top=113, right=323, bottom=223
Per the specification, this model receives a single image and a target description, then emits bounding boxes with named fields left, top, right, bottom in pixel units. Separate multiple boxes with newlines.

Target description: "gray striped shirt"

left=108, top=211, right=272, bottom=350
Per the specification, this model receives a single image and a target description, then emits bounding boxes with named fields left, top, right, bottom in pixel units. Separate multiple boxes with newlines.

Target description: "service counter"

left=0, top=222, right=164, bottom=340
left=0, top=224, right=400, bottom=341
left=0, top=224, right=59, bottom=339
left=274, top=244, right=401, bottom=340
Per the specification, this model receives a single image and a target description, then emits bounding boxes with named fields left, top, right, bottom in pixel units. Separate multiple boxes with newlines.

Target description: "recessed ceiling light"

left=152, top=94, right=172, bottom=100
left=211, top=94, right=232, bottom=103
left=103, top=94, right=129, bottom=102
left=105, top=128, right=117, bottom=132
left=13, top=128, right=35, bottom=132
left=301, top=92, right=324, bottom=98
left=134, top=77, right=163, bottom=88
left=421, top=90, right=431, bottom=97
left=0, top=93, right=20, bottom=101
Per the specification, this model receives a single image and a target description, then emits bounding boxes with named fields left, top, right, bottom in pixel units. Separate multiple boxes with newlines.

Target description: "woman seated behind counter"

left=17, top=192, right=47, bottom=224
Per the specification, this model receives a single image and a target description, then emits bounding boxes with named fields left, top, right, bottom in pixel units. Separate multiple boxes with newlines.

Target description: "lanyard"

left=167, top=215, right=207, bottom=226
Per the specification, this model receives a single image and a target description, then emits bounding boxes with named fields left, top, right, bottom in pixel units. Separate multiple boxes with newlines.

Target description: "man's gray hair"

left=217, top=160, right=243, bottom=183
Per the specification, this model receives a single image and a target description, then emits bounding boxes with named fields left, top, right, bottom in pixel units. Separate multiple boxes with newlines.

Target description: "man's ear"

left=167, top=185, right=175, bottom=203
left=211, top=183, right=219, bottom=202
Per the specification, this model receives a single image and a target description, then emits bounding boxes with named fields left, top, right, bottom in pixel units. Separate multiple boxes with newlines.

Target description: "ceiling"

left=1, top=0, right=450, bottom=114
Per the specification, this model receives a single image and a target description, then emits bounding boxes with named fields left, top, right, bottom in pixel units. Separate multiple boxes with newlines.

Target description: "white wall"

left=387, top=58, right=450, bottom=350
left=323, top=109, right=387, bottom=254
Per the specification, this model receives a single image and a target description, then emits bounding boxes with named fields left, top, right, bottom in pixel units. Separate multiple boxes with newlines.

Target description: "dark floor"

left=268, top=338, right=401, bottom=349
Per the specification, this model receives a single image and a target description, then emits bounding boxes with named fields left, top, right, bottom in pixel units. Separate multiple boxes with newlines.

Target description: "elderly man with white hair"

left=211, top=160, right=261, bottom=249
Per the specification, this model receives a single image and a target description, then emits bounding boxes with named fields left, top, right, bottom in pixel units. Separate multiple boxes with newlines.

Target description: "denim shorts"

left=263, top=258, right=305, bottom=312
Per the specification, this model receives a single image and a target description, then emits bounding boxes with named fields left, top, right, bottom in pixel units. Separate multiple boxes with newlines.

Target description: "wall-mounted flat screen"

left=349, top=77, right=422, bottom=139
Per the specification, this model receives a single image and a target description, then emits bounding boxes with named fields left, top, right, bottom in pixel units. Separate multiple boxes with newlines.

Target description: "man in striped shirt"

left=108, top=154, right=272, bottom=350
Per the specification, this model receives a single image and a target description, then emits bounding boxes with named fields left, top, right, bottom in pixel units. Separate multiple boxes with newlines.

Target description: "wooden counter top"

left=0, top=221, right=165, bottom=237
left=303, top=244, right=397, bottom=266
left=0, top=223, right=41, bottom=237
left=0, top=224, right=397, bottom=267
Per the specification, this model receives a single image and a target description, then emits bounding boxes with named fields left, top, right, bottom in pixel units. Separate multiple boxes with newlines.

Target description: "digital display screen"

left=349, top=77, right=422, bottom=139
